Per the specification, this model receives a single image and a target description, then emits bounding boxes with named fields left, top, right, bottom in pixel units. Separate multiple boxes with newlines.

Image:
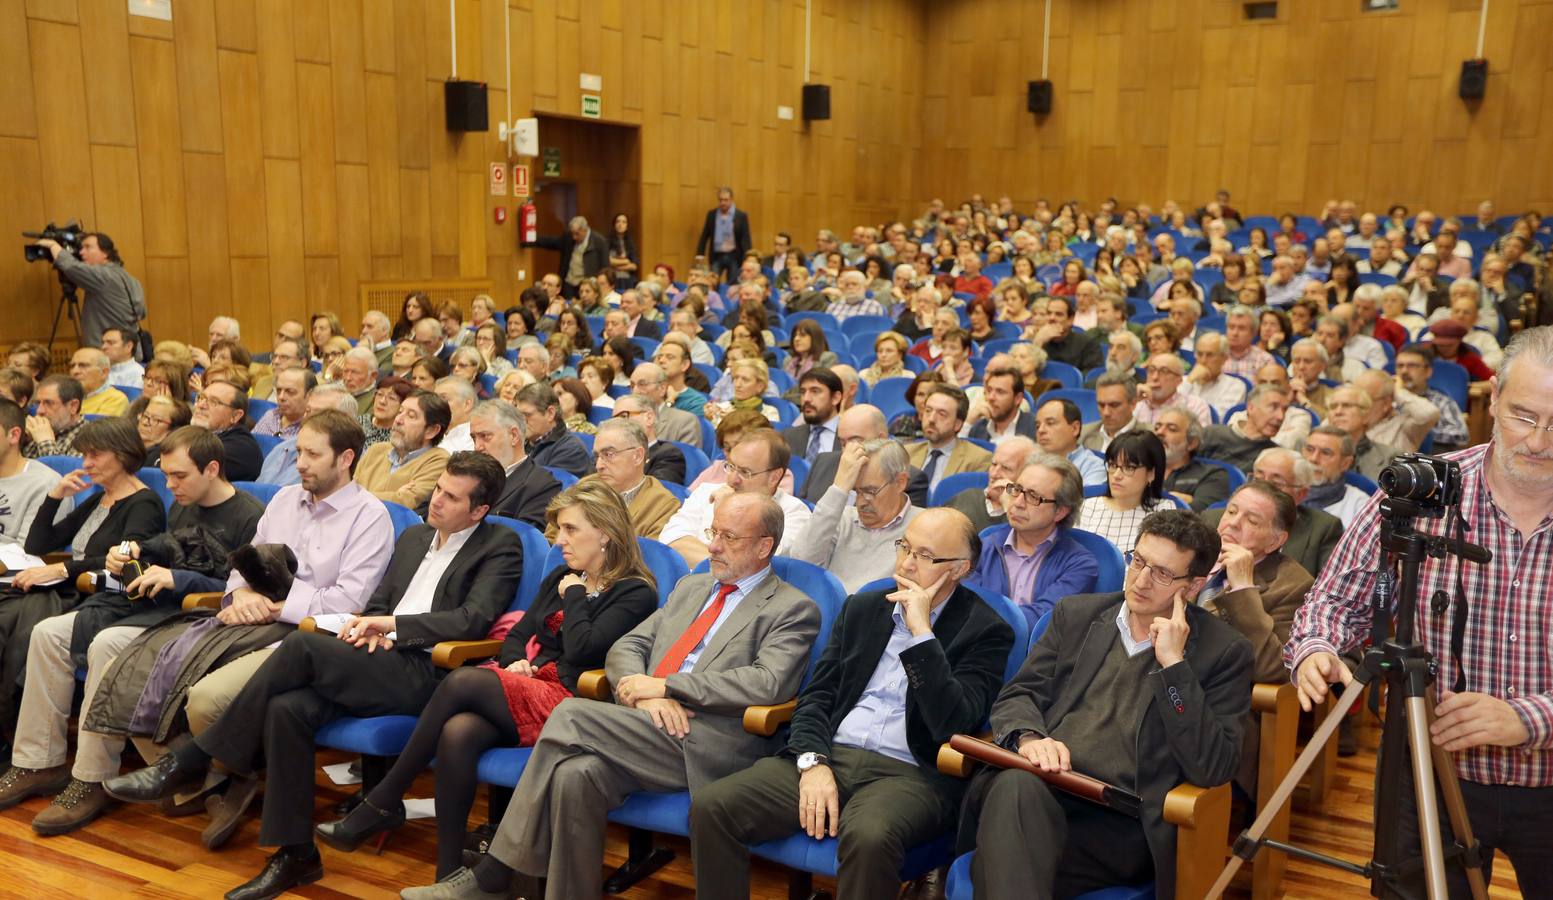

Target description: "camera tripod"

left=46, top=270, right=83, bottom=349
left=1207, top=498, right=1491, bottom=900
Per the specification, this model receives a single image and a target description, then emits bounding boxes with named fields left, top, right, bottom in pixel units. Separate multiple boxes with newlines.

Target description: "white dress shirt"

left=391, top=523, right=477, bottom=620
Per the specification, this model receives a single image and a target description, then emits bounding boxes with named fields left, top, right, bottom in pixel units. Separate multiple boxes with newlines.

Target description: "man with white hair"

left=823, top=270, right=886, bottom=321
left=1353, top=368, right=1438, bottom=453
left=433, top=376, right=479, bottom=454
left=1351, top=285, right=1408, bottom=350
left=70, top=348, right=128, bottom=417
left=790, top=438, right=920, bottom=592
left=619, top=289, right=662, bottom=339
left=801, top=404, right=930, bottom=508
left=1264, top=255, right=1306, bottom=308
left=360, top=310, right=395, bottom=369
left=516, top=343, right=551, bottom=385
left=612, top=393, right=686, bottom=486
left=626, top=362, right=701, bottom=447
left=339, top=347, right=380, bottom=416
left=1200, top=383, right=1292, bottom=474
left=587, top=416, right=681, bottom=540
left=1221, top=305, right=1276, bottom=380
left=1287, top=338, right=1334, bottom=418
left=1298, top=425, right=1371, bottom=527
left=531, top=215, right=609, bottom=298
left=1081, top=372, right=1141, bottom=451
left=467, top=399, right=559, bottom=528
left=1181, top=332, right=1247, bottom=419
left=945, top=436, right=1036, bottom=533
left=667, top=309, right=715, bottom=367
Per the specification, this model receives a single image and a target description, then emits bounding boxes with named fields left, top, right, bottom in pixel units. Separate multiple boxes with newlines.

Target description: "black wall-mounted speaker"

left=1027, top=80, right=1053, bottom=115
left=802, top=83, right=831, bottom=121
left=444, top=80, right=489, bottom=131
left=1458, top=59, right=1487, bottom=100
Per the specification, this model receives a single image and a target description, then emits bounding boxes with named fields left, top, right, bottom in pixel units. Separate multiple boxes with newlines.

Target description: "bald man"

left=799, top=404, right=931, bottom=508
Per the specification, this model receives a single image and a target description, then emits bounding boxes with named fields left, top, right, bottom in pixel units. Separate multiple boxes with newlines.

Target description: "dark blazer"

left=499, top=565, right=657, bottom=693
left=629, top=316, right=663, bottom=341
left=528, top=425, right=593, bottom=479
left=26, top=490, right=166, bottom=581
left=1201, top=505, right=1342, bottom=582
left=495, top=457, right=562, bottom=529
left=781, top=421, right=834, bottom=460
left=1164, top=458, right=1231, bottom=511
left=696, top=207, right=752, bottom=259
left=531, top=228, right=610, bottom=287
left=786, top=584, right=1014, bottom=791
left=360, top=519, right=524, bottom=648
left=980, top=592, right=1253, bottom=900
left=968, top=411, right=1036, bottom=443
left=215, top=426, right=264, bottom=482
left=799, top=450, right=930, bottom=508
left=645, top=441, right=686, bottom=486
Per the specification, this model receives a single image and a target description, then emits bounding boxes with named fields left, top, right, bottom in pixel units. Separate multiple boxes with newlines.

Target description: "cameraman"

left=1284, top=325, right=1553, bottom=897
left=33, top=232, right=146, bottom=354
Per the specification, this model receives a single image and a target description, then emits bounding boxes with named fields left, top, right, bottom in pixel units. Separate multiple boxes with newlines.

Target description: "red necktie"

left=652, top=582, right=738, bottom=678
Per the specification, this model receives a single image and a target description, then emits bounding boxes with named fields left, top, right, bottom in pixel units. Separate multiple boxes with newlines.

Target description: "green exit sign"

left=581, top=94, right=601, bottom=118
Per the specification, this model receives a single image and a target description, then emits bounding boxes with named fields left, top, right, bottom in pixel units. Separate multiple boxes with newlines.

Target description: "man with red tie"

left=400, top=491, right=821, bottom=900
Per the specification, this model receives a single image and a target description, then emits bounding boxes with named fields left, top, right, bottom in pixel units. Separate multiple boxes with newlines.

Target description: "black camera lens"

left=1379, top=460, right=1438, bottom=501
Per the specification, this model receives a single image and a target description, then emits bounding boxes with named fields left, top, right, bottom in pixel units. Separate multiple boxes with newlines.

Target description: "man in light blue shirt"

left=1034, top=397, right=1107, bottom=487
left=256, top=387, right=359, bottom=487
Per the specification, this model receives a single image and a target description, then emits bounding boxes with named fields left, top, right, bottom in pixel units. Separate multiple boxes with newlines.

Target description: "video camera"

left=22, top=220, right=84, bottom=262
left=1378, top=452, right=1462, bottom=516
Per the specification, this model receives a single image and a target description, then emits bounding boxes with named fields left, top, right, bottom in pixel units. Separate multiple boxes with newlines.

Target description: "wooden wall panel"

left=128, top=36, right=188, bottom=257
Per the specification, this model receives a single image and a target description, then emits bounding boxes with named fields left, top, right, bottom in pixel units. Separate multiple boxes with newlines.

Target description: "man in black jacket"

left=689, top=508, right=1015, bottom=899
left=529, top=215, right=609, bottom=299
left=104, top=453, right=523, bottom=900
left=190, top=379, right=263, bottom=482
left=800, top=404, right=930, bottom=508
left=695, top=187, right=752, bottom=284
left=469, top=400, right=560, bottom=529
left=958, top=510, right=1253, bottom=900
left=514, top=383, right=592, bottom=479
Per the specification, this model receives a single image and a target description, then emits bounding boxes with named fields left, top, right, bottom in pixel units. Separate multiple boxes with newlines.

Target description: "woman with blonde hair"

left=706, top=356, right=778, bottom=425
left=494, top=369, right=534, bottom=404
left=861, top=332, right=910, bottom=386
left=142, top=357, right=193, bottom=402
left=448, top=346, right=489, bottom=396
left=472, top=323, right=513, bottom=380
left=315, top=477, right=657, bottom=878
left=468, top=294, right=499, bottom=332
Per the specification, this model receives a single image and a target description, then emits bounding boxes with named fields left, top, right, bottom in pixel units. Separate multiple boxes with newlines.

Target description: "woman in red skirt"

left=315, top=476, right=658, bottom=878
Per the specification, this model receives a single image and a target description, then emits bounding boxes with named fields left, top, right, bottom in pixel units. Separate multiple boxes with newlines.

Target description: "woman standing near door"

left=609, top=213, right=638, bottom=291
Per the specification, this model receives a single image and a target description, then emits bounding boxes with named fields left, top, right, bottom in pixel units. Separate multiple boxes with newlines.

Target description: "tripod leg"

left=1405, top=695, right=1452, bottom=900
left=1423, top=698, right=1490, bottom=900
left=1205, top=677, right=1369, bottom=900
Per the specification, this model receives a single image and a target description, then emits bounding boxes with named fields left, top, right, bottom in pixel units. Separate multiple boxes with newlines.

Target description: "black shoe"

left=316, top=797, right=406, bottom=853
left=102, top=753, right=205, bottom=805
left=225, top=846, right=323, bottom=900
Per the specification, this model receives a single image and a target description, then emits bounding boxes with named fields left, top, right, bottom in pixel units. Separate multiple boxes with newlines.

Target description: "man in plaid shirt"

left=1284, top=326, right=1553, bottom=897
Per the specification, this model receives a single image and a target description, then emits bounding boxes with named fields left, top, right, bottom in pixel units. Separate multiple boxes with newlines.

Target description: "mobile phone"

left=123, top=560, right=146, bottom=599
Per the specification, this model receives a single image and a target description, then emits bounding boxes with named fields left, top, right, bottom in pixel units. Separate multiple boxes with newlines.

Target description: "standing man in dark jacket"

left=530, top=216, right=610, bottom=299
left=689, top=508, right=1015, bottom=900
left=104, top=453, right=523, bottom=900
left=696, top=187, right=752, bottom=285
left=958, top=510, right=1253, bottom=900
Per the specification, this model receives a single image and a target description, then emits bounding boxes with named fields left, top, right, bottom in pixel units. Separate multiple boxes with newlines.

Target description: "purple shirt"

left=997, top=529, right=1058, bottom=611
left=225, top=481, right=394, bottom=624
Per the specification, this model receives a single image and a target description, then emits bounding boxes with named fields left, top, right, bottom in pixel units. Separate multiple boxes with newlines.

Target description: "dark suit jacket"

left=1201, top=505, right=1342, bottom=582
left=495, top=457, right=562, bottom=529
left=799, top=450, right=930, bottom=508
left=781, top=420, right=836, bottom=460
left=786, top=584, right=1014, bottom=791
left=696, top=207, right=752, bottom=259
left=968, top=411, right=1036, bottom=443
left=360, top=520, right=524, bottom=649
left=215, top=426, right=264, bottom=483
left=499, top=566, right=656, bottom=692
left=629, top=316, right=663, bottom=340
left=646, top=441, right=686, bottom=485
left=532, top=229, right=610, bottom=286
left=528, top=425, right=593, bottom=478
left=980, top=592, right=1253, bottom=900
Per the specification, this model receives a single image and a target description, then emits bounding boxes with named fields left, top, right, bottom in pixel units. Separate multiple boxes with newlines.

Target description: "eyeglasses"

left=1105, top=461, right=1144, bottom=476
left=1125, top=552, right=1192, bottom=587
left=853, top=482, right=891, bottom=499
left=703, top=528, right=762, bottom=544
left=195, top=394, right=238, bottom=410
left=1500, top=412, right=1553, bottom=438
left=1144, top=366, right=1180, bottom=377
left=894, top=540, right=967, bottom=566
left=138, top=413, right=171, bottom=428
left=726, top=462, right=779, bottom=480
left=1001, top=483, right=1057, bottom=506
left=593, top=446, right=637, bottom=463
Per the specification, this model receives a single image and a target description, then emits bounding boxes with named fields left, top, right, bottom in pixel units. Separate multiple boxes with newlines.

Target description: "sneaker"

left=31, top=779, right=116, bottom=835
left=0, top=764, right=71, bottom=811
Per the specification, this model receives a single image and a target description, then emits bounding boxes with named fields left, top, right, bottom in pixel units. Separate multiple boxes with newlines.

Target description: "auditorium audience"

left=257, top=387, right=362, bottom=487
left=584, top=416, right=680, bottom=541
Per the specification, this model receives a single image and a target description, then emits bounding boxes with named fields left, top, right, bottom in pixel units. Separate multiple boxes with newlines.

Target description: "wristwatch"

left=796, top=751, right=828, bottom=772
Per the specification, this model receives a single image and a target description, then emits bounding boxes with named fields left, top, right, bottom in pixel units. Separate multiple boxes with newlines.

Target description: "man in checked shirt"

left=1284, top=325, right=1553, bottom=898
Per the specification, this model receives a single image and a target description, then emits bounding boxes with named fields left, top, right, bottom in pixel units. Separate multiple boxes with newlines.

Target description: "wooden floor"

left=0, top=733, right=1525, bottom=900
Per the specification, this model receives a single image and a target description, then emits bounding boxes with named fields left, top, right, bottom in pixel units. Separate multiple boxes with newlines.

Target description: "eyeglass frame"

left=703, top=528, right=765, bottom=545
left=893, top=539, right=968, bottom=566
left=1105, top=460, right=1145, bottom=476
left=1499, top=411, right=1553, bottom=437
left=1124, top=551, right=1194, bottom=587
left=1001, top=482, right=1058, bottom=507
left=137, top=412, right=172, bottom=428
left=726, top=462, right=781, bottom=481
left=593, top=445, right=642, bottom=463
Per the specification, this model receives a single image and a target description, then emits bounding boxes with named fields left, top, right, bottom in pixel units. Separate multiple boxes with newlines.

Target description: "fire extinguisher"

left=519, top=202, right=537, bottom=245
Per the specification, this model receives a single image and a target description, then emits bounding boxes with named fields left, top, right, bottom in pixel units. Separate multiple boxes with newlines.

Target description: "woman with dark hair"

left=130, top=394, right=192, bottom=457
left=409, top=356, right=448, bottom=392
left=783, top=320, right=837, bottom=382
left=1325, top=256, right=1360, bottom=307
left=1276, top=214, right=1306, bottom=245
left=1240, top=227, right=1273, bottom=260
left=1049, top=258, right=1086, bottom=297
left=141, top=358, right=192, bottom=403
left=309, top=313, right=344, bottom=360
left=553, top=306, right=595, bottom=356
left=362, top=376, right=413, bottom=447
left=553, top=378, right=598, bottom=435
left=601, top=336, right=639, bottom=388
left=392, top=292, right=431, bottom=342
left=504, top=306, right=540, bottom=352
left=861, top=255, right=891, bottom=296
left=0, top=417, right=166, bottom=723
left=607, top=213, right=638, bottom=290
left=472, top=323, right=513, bottom=380
left=316, top=478, right=656, bottom=879
left=1258, top=308, right=1294, bottom=362
left=576, top=357, right=616, bottom=411
left=965, top=294, right=998, bottom=345
left=1209, top=257, right=1249, bottom=311
left=1077, top=429, right=1166, bottom=554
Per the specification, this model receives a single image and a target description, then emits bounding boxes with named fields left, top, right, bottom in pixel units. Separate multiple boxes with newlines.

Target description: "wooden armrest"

left=1253, top=681, right=1298, bottom=898
left=742, top=699, right=796, bottom=736
left=43, top=553, right=71, bottom=565
left=1252, top=681, right=1295, bottom=715
left=576, top=668, right=611, bottom=701
left=431, top=639, right=502, bottom=670
left=299, top=617, right=317, bottom=633
left=181, top=591, right=223, bottom=611
left=75, top=572, right=96, bottom=593
left=1165, top=782, right=1231, bottom=900
left=936, top=741, right=973, bottom=778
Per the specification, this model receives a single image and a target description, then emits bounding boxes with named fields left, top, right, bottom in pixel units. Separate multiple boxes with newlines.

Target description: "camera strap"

left=1447, top=509, right=1470, bottom=694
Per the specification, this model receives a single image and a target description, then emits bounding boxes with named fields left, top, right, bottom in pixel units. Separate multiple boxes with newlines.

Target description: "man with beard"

left=353, top=390, right=452, bottom=509
left=782, top=369, right=843, bottom=464
left=1298, top=425, right=1372, bottom=527
left=967, top=365, right=1036, bottom=444
left=1155, top=406, right=1231, bottom=511
left=187, top=380, right=263, bottom=481
left=905, top=385, right=992, bottom=495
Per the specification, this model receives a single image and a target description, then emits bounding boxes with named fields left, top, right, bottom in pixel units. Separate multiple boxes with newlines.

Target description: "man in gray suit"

left=402, top=492, right=822, bottom=900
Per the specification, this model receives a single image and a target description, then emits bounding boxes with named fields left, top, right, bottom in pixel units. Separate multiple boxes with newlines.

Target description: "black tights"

left=363, top=666, right=519, bottom=878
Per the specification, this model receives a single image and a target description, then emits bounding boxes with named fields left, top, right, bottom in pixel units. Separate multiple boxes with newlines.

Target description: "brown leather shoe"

left=32, top=779, right=116, bottom=835
left=202, top=774, right=260, bottom=850
left=0, top=764, right=71, bottom=811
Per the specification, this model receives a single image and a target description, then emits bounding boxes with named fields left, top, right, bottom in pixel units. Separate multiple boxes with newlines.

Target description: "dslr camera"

left=22, top=220, right=84, bottom=262
left=1378, top=452, right=1462, bottom=513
